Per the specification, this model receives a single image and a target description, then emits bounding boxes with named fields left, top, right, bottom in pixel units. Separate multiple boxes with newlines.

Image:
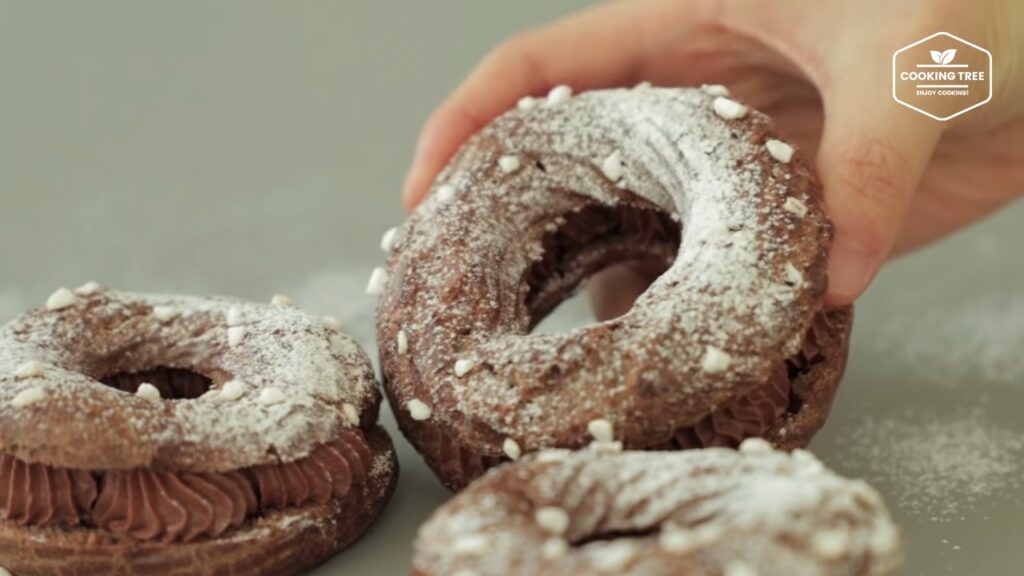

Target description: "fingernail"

left=826, top=235, right=880, bottom=305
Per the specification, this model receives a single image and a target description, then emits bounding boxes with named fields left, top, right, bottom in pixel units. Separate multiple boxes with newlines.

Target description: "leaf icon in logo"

left=930, top=49, right=958, bottom=65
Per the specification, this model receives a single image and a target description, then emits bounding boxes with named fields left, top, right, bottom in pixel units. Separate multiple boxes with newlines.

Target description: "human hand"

left=402, top=0, right=1024, bottom=313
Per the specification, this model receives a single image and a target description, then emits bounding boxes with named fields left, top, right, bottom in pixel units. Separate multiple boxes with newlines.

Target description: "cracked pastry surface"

left=377, top=86, right=853, bottom=490
left=0, top=286, right=398, bottom=576
left=413, top=442, right=902, bottom=576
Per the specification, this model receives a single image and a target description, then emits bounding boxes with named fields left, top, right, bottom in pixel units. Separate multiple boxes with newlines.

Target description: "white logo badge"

left=893, top=32, right=992, bottom=121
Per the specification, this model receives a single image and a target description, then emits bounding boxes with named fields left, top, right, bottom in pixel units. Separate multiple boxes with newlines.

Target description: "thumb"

left=816, top=83, right=943, bottom=305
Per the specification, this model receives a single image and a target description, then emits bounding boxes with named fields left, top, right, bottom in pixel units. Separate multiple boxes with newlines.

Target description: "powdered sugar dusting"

left=383, top=87, right=826, bottom=452
left=414, top=448, right=901, bottom=575
left=876, top=294, right=1024, bottom=388
left=0, top=289, right=378, bottom=471
left=842, top=410, right=1024, bottom=520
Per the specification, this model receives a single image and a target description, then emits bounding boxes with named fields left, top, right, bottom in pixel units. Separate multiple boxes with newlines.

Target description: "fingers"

left=816, top=76, right=944, bottom=305
left=402, top=0, right=714, bottom=209
left=892, top=120, right=1024, bottom=254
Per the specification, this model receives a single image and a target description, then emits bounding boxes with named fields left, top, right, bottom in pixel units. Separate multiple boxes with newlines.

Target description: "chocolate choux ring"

left=413, top=442, right=901, bottom=575
left=377, top=86, right=852, bottom=489
left=0, top=286, right=398, bottom=575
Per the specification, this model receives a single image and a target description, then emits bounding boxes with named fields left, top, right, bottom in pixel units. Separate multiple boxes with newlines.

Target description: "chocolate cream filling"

left=669, top=314, right=830, bottom=449
left=523, top=202, right=828, bottom=450
left=0, top=369, right=372, bottom=543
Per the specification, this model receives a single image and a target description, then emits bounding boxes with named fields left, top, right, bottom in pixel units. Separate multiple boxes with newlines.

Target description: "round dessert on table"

left=376, top=84, right=853, bottom=490
left=0, top=284, right=398, bottom=576
left=413, top=440, right=902, bottom=576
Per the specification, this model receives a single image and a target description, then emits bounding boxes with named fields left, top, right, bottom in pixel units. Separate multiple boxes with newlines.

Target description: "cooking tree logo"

left=930, top=48, right=957, bottom=66
left=893, top=32, right=992, bottom=121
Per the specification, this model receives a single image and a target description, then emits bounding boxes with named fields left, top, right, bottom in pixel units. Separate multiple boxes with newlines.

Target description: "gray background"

left=1, top=2, right=1021, bottom=574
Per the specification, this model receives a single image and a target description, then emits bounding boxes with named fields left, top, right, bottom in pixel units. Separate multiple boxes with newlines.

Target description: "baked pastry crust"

left=0, top=287, right=398, bottom=574
left=377, top=86, right=852, bottom=489
left=412, top=443, right=902, bottom=576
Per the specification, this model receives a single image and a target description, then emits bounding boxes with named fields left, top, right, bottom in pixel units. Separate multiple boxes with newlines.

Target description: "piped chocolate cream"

left=671, top=313, right=833, bottom=449
left=0, top=456, right=96, bottom=527
left=0, top=429, right=371, bottom=543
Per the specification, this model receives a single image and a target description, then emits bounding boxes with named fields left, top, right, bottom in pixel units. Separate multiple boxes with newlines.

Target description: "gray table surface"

left=1, top=2, right=1021, bottom=574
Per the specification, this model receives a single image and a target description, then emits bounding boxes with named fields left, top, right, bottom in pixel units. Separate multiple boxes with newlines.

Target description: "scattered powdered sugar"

left=414, top=448, right=901, bottom=576
left=0, top=289, right=378, bottom=470
left=385, top=87, right=825, bottom=450
left=842, top=410, right=1024, bottom=519
left=283, top=268, right=378, bottom=352
left=369, top=448, right=397, bottom=485
left=875, top=294, right=1024, bottom=388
